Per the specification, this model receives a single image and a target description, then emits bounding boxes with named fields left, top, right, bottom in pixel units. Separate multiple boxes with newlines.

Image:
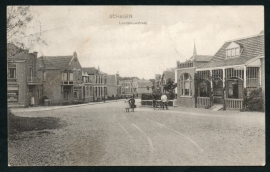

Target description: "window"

left=62, top=73, right=68, bottom=81
left=69, top=73, right=74, bottom=81
left=231, top=48, right=235, bottom=56
left=8, top=86, right=18, bottom=102
left=8, top=63, right=16, bottom=78
left=227, top=49, right=231, bottom=57
left=180, top=73, right=192, bottom=96
left=235, top=47, right=240, bottom=56
left=226, top=42, right=241, bottom=58
left=8, top=68, right=16, bottom=78
left=43, top=71, right=46, bottom=81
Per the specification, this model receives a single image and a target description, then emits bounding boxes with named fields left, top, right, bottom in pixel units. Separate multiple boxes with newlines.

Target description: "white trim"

left=196, top=64, right=244, bottom=71
left=175, top=67, right=195, bottom=71
left=69, top=55, right=75, bottom=65
left=245, top=55, right=264, bottom=65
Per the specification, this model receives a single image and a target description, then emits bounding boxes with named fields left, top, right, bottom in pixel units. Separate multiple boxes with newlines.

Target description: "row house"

left=154, top=69, right=176, bottom=94
left=176, top=30, right=265, bottom=109
left=7, top=43, right=42, bottom=107
left=106, top=73, right=121, bottom=98
left=82, top=69, right=93, bottom=102
left=38, top=52, right=84, bottom=105
left=83, top=67, right=108, bottom=101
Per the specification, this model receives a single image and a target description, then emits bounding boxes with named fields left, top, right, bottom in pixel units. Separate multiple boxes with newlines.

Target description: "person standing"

left=161, top=94, right=168, bottom=110
left=129, top=96, right=136, bottom=112
left=125, top=97, right=130, bottom=112
left=153, top=97, right=157, bottom=110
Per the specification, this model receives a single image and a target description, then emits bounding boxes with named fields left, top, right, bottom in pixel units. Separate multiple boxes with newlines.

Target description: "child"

left=125, top=97, right=130, bottom=112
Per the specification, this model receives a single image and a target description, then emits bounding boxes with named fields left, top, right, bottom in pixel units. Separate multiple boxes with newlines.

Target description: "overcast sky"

left=19, top=6, right=264, bottom=79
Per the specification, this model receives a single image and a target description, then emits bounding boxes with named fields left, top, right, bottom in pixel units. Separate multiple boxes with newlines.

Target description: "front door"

left=232, top=84, right=238, bottom=99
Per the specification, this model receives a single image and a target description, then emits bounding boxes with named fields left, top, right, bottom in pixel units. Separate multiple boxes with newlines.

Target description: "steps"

left=210, top=104, right=223, bottom=111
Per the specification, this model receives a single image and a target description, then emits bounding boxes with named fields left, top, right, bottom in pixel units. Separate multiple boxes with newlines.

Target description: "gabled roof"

left=82, top=67, right=97, bottom=75
left=42, top=56, right=73, bottom=70
left=197, top=32, right=264, bottom=68
left=163, top=71, right=175, bottom=80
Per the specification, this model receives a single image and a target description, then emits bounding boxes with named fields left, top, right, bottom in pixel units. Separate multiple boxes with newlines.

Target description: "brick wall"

left=42, top=70, right=63, bottom=104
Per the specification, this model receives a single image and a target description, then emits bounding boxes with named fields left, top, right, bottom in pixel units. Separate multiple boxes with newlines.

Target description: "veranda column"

left=210, top=70, right=213, bottom=89
left=244, top=66, right=247, bottom=88
left=259, top=67, right=262, bottom=87
left=222, top=68, right=225, bottom=87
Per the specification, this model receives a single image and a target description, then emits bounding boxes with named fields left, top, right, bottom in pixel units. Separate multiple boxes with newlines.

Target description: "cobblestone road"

left=8, top=100, right=265, bottom=166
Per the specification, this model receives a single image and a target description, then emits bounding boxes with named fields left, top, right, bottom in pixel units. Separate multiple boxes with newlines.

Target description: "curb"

left=11, top=99, right=126, bottom=113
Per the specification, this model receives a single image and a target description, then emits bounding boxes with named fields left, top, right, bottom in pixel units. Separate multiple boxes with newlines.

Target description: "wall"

left=42, top=70, right=63, bottom=104
left=16, top=61, right=28, bottom=107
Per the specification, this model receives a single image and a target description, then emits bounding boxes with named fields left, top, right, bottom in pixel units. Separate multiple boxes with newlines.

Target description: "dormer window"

left=226, top=42, right=241, bottom=58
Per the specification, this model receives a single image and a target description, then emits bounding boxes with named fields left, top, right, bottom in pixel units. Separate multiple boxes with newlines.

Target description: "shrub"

left=245, top=88, right=265, bottom=112
left=141, top=93, right=175, bottom=100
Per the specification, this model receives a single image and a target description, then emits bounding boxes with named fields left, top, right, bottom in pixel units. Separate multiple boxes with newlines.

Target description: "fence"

left=225, top=98, right=243, bottom=109
left=197, top=97, right=210, bottom=108
left=141, top=100, right=175, bottom=107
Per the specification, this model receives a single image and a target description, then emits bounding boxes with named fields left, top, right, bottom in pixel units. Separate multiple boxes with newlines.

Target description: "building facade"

left=7, top=43, right=42, bottom=108
left=176, top=31, right=265, bottom=109
left=106, top=73, right=121, bottom=98
left=38, top=52, right=83, bottom=105
left=83, top=67, right=108, bottom=101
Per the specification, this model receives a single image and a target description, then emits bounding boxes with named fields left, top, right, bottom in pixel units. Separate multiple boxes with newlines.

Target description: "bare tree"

left=7, top=6, right=35, bottom=48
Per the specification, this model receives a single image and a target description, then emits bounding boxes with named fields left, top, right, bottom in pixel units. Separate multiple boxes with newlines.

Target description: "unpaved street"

left=8, top=100, right=265, bottom=166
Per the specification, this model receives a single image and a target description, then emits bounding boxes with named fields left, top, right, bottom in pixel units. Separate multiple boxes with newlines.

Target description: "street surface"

left=9, top=99, right=265, bottom=166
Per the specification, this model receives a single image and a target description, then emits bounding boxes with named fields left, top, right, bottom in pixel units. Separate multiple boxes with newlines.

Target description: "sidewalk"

left=10, top=99, right=126, bottom=113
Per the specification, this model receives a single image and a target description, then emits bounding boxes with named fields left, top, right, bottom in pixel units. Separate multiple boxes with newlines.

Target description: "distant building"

left=107, top=73, right=121, bottom=98
left=82, top=69, right=93, bottom=102
left=83, top=67, right=108, bottom=101
left=7, top=43, right=42, bottom=107
left=137, top=79, right=153, bottom=96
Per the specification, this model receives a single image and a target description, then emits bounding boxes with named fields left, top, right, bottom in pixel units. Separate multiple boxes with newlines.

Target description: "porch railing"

left=225, top=98, right=243, bottom=109
left=197, top=97, right=210, bottom=108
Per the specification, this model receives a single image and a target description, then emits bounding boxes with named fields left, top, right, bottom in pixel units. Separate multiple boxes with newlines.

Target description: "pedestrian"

left=161, top=94, right=168, bottom=110
left=129, top=96, right=136, bottom=112
left=103, top=96, right=106, bottom=103
left=153, top=97, right=157, bottom=110
left=125, top=97, right=130, bottom=112
left=210, top=88, right=214, bottom=107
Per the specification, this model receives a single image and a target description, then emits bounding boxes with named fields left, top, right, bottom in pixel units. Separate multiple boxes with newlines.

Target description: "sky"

left=15, top=6, right=264, bottom=79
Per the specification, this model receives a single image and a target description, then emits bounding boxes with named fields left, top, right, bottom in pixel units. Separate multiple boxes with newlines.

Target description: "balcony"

left=27, top=77, right=42, bottom=85
left=7, top=78, right=17, bottom=83
left=61, top=81, right=74, bottom=85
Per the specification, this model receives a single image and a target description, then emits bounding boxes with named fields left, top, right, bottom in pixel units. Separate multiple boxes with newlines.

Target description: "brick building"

left=38, top=52, right=83, bottom=105
left=7, top=43, right=42, bottom=108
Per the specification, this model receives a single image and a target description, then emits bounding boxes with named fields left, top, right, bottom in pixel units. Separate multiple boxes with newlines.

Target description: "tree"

left=7, top=6, right=33, bottom=47
left=163, top=78, right=177, bottom=94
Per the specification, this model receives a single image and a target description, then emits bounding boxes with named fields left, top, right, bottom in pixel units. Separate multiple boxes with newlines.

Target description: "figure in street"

left=129, top=96, right=136, bottom=112
left=161, top=94, right=168, bottom=110
left=125, top=97, right=130, bottom=112
left=153, top=97, right=157, bottom=110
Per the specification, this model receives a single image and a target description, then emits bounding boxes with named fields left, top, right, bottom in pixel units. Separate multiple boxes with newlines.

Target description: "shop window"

left=8, top=86, right=18, bottom=102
